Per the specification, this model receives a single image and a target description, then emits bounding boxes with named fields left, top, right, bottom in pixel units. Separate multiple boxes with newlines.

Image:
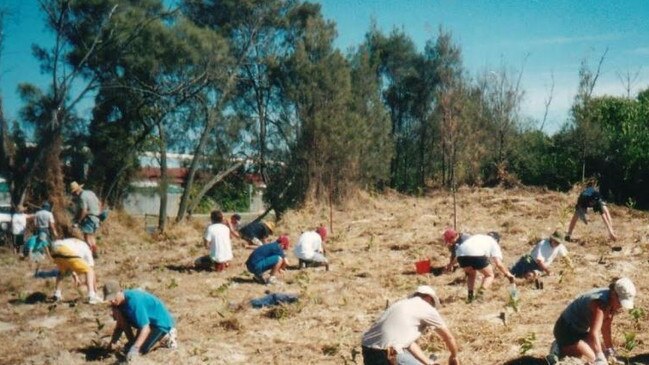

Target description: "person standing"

left=70, top=181, right=102, bottom=256
left=548, top=278, right=636, bottom=365
left=362, top=285, right=460, bottom=365
left=34, top=202, right=58, bottom=242
left=294, top=226, right=329, bottom=270
left=566, top=186, right=617, bottom=242
left=104, top=280, right=178, bottom=361
left=11, top=205, right=32, bottom=254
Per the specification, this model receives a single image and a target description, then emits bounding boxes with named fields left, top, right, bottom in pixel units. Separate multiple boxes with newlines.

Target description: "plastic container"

left=415, top=260, right=431, bottom=274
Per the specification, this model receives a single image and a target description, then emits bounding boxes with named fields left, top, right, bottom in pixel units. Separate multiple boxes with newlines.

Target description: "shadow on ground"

left=76, top=345, right=113, bottom=362
left=502, top=355, right=548, bottom=365
left=625, top=353, right=649, bottom=364
left=8, top=291, right=48, bottom=305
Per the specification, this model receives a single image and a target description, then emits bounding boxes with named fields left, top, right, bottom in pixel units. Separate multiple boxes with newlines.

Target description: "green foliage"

left=622, top=332, right=637, bottom=352
left=517, top=332, right=536, bottom=355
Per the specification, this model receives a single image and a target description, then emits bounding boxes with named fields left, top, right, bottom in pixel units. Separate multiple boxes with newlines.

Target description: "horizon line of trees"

left=0, top=0, right=647, bottom=233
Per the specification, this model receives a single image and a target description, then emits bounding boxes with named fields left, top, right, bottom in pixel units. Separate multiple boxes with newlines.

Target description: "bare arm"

left=587, top=301, right=606, bottom=358
left=493, top=258, right=515, bottom=282
left=435, top=326, right=460, bottom=365
left=132, top=324, right=151, bottom=350
left=601, top=312, right=614, bottom=350
left=534, top=258, right=551, bottom=275
left=406, top=342, right=432, bottom=364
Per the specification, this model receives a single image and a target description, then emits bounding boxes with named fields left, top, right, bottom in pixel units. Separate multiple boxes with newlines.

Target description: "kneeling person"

left=245, top=235, right=290, bottom=284
left=50, top=238, right=99, bottom=303
left=104, top=280, right=178, bottom=361
left=511, top=231, right=571, bottom=280
left=294, top=226, right=329, bottom=270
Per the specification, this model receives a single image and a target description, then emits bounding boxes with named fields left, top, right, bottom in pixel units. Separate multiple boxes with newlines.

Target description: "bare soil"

left=1, top=186, right=648, bottom=365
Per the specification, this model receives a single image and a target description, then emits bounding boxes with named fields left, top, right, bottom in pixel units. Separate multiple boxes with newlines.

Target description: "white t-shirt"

left=293, top=231, right=323, bottom=260
left=362, top=296, right=446, bottom=351
left=455, top=234, right=503, bottom=259
left=531, top=239, right=568, bottom=265
left=204, top=223, right=233, bottom=263
left=52, top=238, right=94, bottom=267
left=11, top=213, right=28, bottom=235
left=35, top=210, right=55, bottom=229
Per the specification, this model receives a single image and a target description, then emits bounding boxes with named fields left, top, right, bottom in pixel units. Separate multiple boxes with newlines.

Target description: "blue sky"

left=2, top=1, right=648, bottom=134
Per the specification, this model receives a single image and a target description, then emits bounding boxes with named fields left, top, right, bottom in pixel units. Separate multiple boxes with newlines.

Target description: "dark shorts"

left=140, top=326, right=169, bottom=354
left=246, top=255, right=281, bottom=276
left=13, top=234, right=25, bottom=249
left=457, top=256, right=490, bottom=270
left=553, top=315, right=588, bottom=347
left=362, top=346, right=391, bottom=365
left=510, top=254, right=540, bottom=278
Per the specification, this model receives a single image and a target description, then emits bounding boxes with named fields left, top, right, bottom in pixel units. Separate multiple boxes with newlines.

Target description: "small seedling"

left=622, top=332, right=637, bottom=352
left=507, top=286, right=520, bottom=312
left=517, top=332, right=536, bottom=355
left=629, top=307, right=645, bottom=330
left=167, top=277, right=178, bottom=289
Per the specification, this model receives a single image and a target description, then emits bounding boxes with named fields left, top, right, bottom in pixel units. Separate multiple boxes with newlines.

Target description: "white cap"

left=614, top=277, right=636, bottom=310
left=413, top=285, right=441, bottom=307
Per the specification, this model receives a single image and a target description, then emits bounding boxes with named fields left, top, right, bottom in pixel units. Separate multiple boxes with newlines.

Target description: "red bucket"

left=415, top=259, right=431, bottom=275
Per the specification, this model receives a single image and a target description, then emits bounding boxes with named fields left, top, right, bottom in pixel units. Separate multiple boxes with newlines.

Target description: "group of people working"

left=197, top=210, right=330, bottom=284
left=12, top=182, right=634, bottom=364
left=361, top=186, right=633, bottom=365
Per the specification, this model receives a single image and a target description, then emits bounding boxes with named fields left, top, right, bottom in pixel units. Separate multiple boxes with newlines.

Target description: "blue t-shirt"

left=246, top=242, right=285, bottom=266
left=120, top=289, right=175, bottom=332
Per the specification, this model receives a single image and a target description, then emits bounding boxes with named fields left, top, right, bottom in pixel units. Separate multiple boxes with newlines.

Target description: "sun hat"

left=487, top=231, right=501, bottom=243
left=263, top=221, right=275, bottom=233
left=316, top=226, right=327, bottom=240
left=443, top=228, right=458, bottom=244
left=614, top=277, right=636, bottom=310
left=549, top=230, right=566, bottom=245
left=70, top=181, right=84, bottom=194
left=413, top=285, right=441, bottom=307
left=103, top=280, right=122, bottom=302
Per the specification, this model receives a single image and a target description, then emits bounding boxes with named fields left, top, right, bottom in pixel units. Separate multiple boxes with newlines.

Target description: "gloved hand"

left=126, top=345, right=139, bottom=362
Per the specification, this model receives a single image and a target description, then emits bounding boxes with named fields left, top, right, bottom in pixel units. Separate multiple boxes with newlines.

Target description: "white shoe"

left=162, top=328, right=178, bottom=349
left=88, top=296, right=102, bottom=305
left=267, top=276, right=279, bottom=285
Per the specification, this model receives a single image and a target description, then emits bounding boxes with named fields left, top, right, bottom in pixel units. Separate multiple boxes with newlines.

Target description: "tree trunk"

left=186, top=161, right=245, bottom=215
left=157, top=124, right=168, bottom=232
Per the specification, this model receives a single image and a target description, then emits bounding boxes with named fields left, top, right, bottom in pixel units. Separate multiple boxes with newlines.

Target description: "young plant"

left=629, top=307, right=645, bottom=330
left=517, top=332, right=536, bottom=355
left=507, top=286, right=520, bottom=312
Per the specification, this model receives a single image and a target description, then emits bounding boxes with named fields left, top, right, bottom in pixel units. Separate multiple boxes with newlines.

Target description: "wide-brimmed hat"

left=103, top=280, right=122, bottom=302
left=413, top=285, right=441, bottom=307
left=70, top=181, right=84, bottom=194
left=614, top=277, right=636, bottom=310
left=549, top=230, right=567, bottom=245
left=263, top=221, right=275, bottom=233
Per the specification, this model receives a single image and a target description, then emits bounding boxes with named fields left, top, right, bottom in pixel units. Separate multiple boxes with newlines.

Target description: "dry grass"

left=1, top=187, right=648, bottom=365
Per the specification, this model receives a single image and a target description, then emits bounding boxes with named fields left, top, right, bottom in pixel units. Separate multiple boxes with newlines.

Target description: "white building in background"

left=123, top=152, right=266, bottom=216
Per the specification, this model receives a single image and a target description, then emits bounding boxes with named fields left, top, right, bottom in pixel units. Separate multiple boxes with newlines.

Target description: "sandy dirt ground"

left=1, top=186, right=648, bottom=365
